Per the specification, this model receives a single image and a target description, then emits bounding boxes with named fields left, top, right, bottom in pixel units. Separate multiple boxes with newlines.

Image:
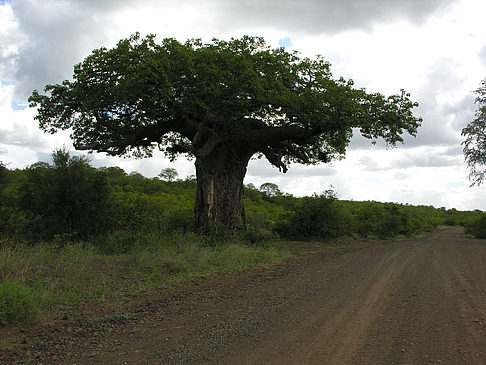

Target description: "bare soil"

left=2, top=227, right=486, bottom=364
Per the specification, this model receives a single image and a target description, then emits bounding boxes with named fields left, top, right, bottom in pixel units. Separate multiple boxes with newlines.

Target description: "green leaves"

left=462, top=78, right=486, bottom=185
left=29, top=34, right=421, bottom=170
left=358, top=89, right=422, bottom=146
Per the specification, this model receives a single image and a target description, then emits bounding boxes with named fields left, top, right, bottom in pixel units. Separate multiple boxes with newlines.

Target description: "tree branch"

left=191, top=121, right=222, bottom=158
left=76, top=117, right=198, bottom=155
left=260, top=146, right=288, bottom=173
left=193, top=135, right=221, bottom=158
left=250, top=124, right=318, bottom=150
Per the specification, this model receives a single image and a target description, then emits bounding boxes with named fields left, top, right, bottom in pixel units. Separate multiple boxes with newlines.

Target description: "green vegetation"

left=462, top=77, right=486, bottom=186
left=29, top=34, right=421, bottom=232
left=0, top=234, right=288, bottom=326
left=465, top=214, right=486, bottom=238
left=0, top=149, right=484, bottom=326
left=0, top=280, right=39, bottom=326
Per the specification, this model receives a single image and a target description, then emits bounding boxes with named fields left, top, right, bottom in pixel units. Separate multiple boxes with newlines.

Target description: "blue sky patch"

left=11, top=101, right=27, bottom=111
left=0, top=0, right=12, bottom=6
left=1, top=80, right=15, bottom=86
left=278, top=36, right=292, bottom=48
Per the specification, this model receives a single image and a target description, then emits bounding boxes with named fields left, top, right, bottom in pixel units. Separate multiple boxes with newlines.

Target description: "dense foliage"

left=1, top=150, right=484, bottom=248
left=464, top=215, right=486, bottom=239
left=29, top=34, right=421, bottom=165
left=21, top=148, right=110, bottom=240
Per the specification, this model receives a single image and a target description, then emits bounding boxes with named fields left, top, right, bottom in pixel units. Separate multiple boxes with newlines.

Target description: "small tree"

left=462, top=78, right=486, bottom=185
left=29, top=34, right=421, bottom=232
left=159, top=167, right=178, bottom=182
left=259, top=182, right=281, bottom=198
left=21, top=148, right=110, bottom=239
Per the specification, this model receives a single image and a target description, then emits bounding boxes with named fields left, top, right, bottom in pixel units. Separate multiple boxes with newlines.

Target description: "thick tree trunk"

left=194, top=146, right=249, bottom=233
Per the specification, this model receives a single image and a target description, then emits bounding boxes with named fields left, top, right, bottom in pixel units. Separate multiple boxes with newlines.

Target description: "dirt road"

left=3, top=227, right=486, bottom=364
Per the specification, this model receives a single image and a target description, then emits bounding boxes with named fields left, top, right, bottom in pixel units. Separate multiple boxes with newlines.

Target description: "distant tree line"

left=1, top=148, right=485, bottom=250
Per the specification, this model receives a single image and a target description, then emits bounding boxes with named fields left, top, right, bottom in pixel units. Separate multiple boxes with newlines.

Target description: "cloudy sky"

left=1, top=0, right=485, bottom=210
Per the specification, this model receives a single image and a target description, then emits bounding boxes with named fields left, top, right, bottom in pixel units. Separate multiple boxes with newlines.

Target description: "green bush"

left=378, top=213, right=403, bottom=239
left=377, top=204, right=415, bottom=239
left=465, top=215, right=486, bottom=239
left=0, top=280, right=40, bottom=325
left=353, top=201, right=385, bottom=238
left=276, top=190, right=343, bottom=240
left=164, top=209, right=194, bottom=233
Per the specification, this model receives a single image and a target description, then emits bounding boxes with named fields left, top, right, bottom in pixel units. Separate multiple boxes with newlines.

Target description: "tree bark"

left=194, top=146, right=249, bottom=233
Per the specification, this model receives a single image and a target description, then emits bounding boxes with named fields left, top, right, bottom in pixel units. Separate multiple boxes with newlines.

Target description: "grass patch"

left=0, top=280, right=40, bottom=325
left=0, top=232, right=289, bottom=326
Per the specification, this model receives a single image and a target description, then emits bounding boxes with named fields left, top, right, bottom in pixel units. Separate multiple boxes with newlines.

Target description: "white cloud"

left=480, top=44, right=486, bottom=68
left=0, top=82, right=72, bottom=167
left=9, top=1, right=119, bottom=100
left=216, top=0, right=455, bottom=35
left=0, top=3, right=26, bottom=83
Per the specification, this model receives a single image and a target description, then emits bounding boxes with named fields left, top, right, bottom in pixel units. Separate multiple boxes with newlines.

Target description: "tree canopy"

left=30, top=34, right=421, bottom=169
left=259, top=182, right=281, bottom=198
left=159, top=167, right=178, bottom=182
left=462, top=78, right=486, bottom=185
left=29, top=34, right=422, bottom=231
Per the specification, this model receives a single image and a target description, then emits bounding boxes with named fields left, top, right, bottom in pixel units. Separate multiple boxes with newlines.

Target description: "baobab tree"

left=29, top=34, right=421, bottom=232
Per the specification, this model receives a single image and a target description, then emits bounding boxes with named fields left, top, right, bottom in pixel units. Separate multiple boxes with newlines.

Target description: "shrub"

left=164, top=209, right=194, bottom=233
left=275, top=190, right=343, bottom=240
left=465, top=215, right=486, bottom=239
left=353, top=202, right=384, bottom=238
left=20, top=148, right=111, bottom=240
left=378, top=204, right=410, bottom=239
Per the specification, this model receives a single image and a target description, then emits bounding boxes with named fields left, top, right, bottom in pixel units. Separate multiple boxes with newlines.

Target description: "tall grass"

left=0, top=233, right=289, bottom=326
